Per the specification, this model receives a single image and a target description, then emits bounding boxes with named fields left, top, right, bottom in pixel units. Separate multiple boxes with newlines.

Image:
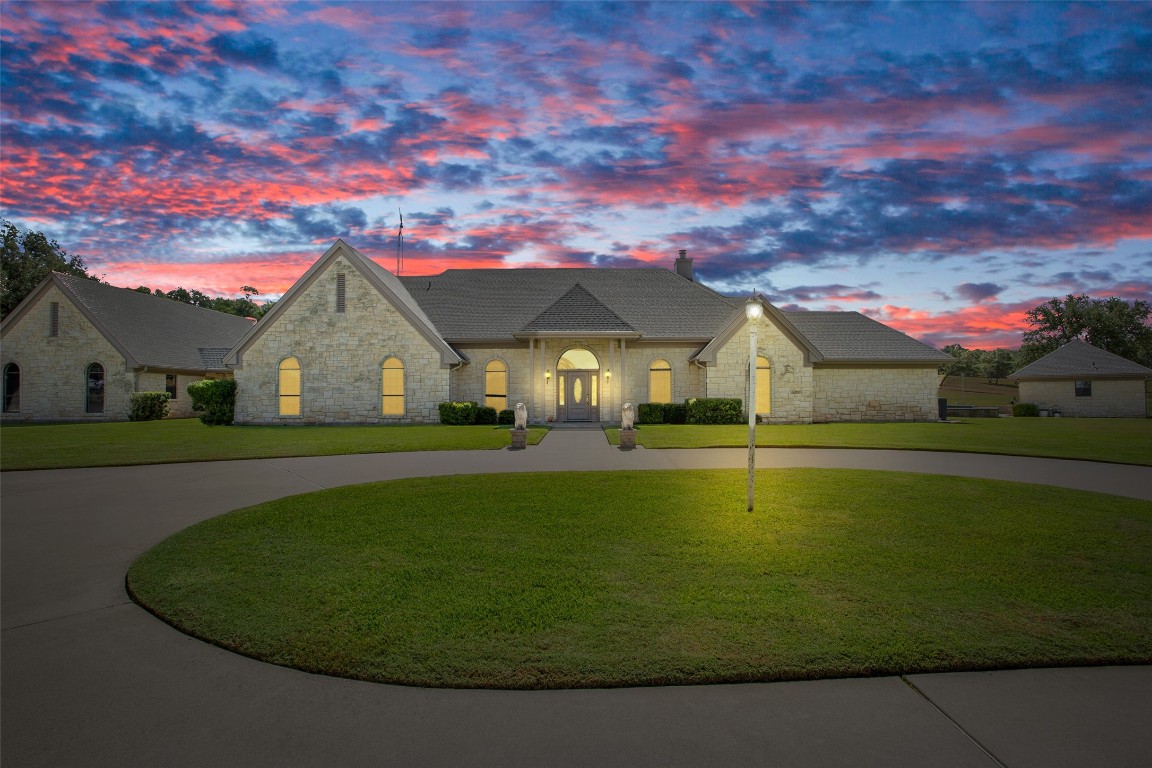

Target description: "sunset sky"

left=2, top=0, right=1150, bottom=350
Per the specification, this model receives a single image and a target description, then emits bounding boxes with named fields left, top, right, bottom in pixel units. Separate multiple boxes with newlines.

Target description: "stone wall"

left=812, top=366, right=941, bottom=422
left=708, top=315, right=814, bottom=423
left=1019, top=379, right=1148, bottom=418
left=1, top=285, right=133, bottom=421
left=233, top=258, right=448, bottom=424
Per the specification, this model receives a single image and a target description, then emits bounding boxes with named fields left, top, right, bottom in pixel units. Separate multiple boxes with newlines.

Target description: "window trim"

left=85, top=362, right=105, bottom=414
left=3, top=362, right=20, bottom=413
left=648, top=359, right=672, bottom=404
left=1074, top=380, right=1092, bottom=397
left=278, top=357, right=301, bottom=417
left=382, top=356, right=405, bottom=416
left=484, top=359, right=508, bottom=411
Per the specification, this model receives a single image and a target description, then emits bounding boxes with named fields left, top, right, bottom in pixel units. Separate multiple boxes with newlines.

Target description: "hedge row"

left=129, top=392, right=170, bottom=421
left=1012, top=402, right=1040, bottom=417
left=437, top=401, right=500, bottom=425
left=636, top=398, right=744, bottom=425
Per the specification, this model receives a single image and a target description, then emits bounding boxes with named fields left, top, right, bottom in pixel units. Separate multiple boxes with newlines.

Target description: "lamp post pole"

left=745, top=296, right=762, bottom=512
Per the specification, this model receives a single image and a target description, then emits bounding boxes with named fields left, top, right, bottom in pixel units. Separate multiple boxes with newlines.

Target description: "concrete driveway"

left=3, top=431, right=1150, bottom=767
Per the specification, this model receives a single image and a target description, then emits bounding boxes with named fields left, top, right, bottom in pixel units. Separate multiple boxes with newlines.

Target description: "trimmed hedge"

left=475, top=406, right=499, bottom=425
left=129, top=391, right=170, bottom=422
left=1012, top=402, right=1040, bottom=417
left=498, top=409, right=515, bottom=425
left=438, top=401, right=479, bottom=425
left=187, top=379, right=237, bottom=426
left=664, top=402, right=688, bottom=424
left=637, top=403, right=665, bottom=424
left=686, top=397, right=743, bottom=425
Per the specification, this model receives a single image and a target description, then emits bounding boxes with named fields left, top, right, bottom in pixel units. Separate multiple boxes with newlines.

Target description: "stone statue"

left=621, top=402, right=635, bottom=431
left=514, top=402, right=528, bottom=431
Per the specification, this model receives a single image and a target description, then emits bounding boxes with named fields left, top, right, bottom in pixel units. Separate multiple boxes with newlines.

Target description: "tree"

left=983, top=348, right=1017, bottom=383
left=1, top=221, right=95, bottom=319
left=1019, top=294, right=1152, bottom=367
left=135, top=283, right=272, bottom=319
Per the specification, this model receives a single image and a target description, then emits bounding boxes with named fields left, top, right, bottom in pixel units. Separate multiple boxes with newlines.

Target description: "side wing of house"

left=0, top=277, right=133, bottom=421
left=228, top=241, right=460, bottom=424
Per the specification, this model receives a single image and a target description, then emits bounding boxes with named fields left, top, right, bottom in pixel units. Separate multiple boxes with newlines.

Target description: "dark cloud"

left=209, top=33, right=280, bottom=69
left=955, top=282, right=1004, bottom=303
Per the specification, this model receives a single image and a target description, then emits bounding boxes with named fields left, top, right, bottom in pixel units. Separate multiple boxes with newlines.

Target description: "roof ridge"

left=520, top=282, right=636, bottom=333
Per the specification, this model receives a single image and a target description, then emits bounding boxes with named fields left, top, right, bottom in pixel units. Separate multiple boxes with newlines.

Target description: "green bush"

left=664, top=402, right=688, bottom=424
left=686, top=397, right=743, bottom=425
left=187, top=379, right=237, bottom=426
left=475, top=406, right=499, bottom=425
left=129, top=391, right=170, bottom=421
left=1013, top=402, right=1040, bottom=417
left=637, top=403, right=665, bottom=424
left=498, top=409, right=515, bottom=425
left=438, top=401, right=479, bottom=425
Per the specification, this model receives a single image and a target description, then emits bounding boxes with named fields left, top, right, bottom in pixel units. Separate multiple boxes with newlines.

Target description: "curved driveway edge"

left=3, top=430, right=1150, bottom=767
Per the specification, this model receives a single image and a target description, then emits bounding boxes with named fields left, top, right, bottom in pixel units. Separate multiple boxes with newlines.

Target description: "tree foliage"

left=1019, top=294, right=1152, bottom=367
left=134, top=283, right=272, bottom=319
left=941, top=345, right=1019, bottom=383
left=1, top=221, right=95, bottom=319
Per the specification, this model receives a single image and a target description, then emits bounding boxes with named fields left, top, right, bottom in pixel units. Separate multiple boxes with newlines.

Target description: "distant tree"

left=983, top=348, right=1017, bottom=383
left=941, top=344, right=983, bottom=378
left=1, top=221, right=95, bottom=318
left=1019, top=295, right=1152, bottom=367
left=136, top=282, right=271, bottom=319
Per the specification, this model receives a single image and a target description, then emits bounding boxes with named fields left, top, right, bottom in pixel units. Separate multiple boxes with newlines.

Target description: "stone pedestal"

left=510, top=428, right=528, bottom=450
left=619, top=428, right=636, bottom=450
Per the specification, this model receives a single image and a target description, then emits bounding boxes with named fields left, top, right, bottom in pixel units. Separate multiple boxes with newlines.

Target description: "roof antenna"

left=396, top=208, right=405, bottom=275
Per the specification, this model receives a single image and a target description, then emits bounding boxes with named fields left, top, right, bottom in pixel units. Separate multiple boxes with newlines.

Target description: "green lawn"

left=128, top=469, right=1152, bottom=689
left=606, top=418, right=1152, bottom=466
left=0, top=419, right=548, bottom=471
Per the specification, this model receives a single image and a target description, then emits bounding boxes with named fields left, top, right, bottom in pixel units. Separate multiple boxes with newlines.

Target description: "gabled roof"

left=1, top=272, right=253, bottom=371
left=1010, top=340, right=1152, bottom=379
left=519, top=283, right=637, bottom=336
left=784, top=311, right=953, bottom=362
left=226, top=240, right=463, bottom=367
left=398, top=267, right=735, bottom=341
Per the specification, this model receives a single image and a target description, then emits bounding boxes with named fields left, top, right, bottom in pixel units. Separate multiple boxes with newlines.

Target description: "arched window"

left=485, top=359, right=507, bottom=411
left=382, top=357, right=405, bottom=416
left=755, top=355, right=771, bottom=415
left=557, top=348, right=598, bottom=370
left=648, top=359, right=672, bottom=403
left=86, top=362, right=104, bottom=414
left=279, top=357, right=301, bottom=416
left=3, top=363, right=20, bottom=413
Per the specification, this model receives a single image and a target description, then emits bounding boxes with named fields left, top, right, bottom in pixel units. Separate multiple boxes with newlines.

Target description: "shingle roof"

left=520, top=283, right=636, bottom=334
left=783, top=311, right=953, bottom=362
left=54, top=273, right=254, bottom=370
left=398, top=268, right=736, bottom=340
left=1010, top=340, right=1152, bottom=378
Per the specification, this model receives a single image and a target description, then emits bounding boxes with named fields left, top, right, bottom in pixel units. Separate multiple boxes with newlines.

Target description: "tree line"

left=1, top=221, right=272, bottom=320
left=3, top=222, right=1149, bottom=366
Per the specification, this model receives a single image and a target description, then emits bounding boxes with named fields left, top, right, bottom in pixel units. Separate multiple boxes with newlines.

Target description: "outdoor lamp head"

left=745, top=296, right=763, bottom=321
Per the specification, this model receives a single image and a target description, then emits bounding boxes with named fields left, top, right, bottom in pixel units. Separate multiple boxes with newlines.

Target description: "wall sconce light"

left=606, top=369, right=611, bottom=380
left=545, top=369, right=551, bottom=380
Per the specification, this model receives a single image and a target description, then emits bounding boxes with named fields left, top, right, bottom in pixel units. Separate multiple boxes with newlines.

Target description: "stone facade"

left=708, top=315, right=814, bottom=423
left=812, top=365, right=941, bottom=422
left=135, top=371, right=216, bottom=419
left=1, top=285, right=134, bottom=421
left=233, top=257, right=449, bottom=424
left=1019, top=379, right=1148, bottom=418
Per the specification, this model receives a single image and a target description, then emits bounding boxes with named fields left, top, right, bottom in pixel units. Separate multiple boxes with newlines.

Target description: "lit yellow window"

left=756, top=356, right=771, bottom=415
left=485, top=360, right=507, bottom=410
left=382, top=357, right=404, bottom=416
left=648, top=359, right=671, bottom=403
left=279, top=357, right=301, bottom=416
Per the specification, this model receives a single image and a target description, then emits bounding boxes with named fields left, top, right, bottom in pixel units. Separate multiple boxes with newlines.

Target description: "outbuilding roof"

left=1010, top=340, right=1152, bottom=378
left=3, top=273, right=254, bottom=371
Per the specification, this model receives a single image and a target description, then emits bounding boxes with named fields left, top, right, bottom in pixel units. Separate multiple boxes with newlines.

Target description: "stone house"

left=228, top=240, right=951, bottom=425
left=1010, top=340, right=1152, bottom=418
left=1, top=273, right=254, bottom=421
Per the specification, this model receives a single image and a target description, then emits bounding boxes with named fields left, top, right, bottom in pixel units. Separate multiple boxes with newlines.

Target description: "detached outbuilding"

left=1010, top=340, right=1151, bottom=418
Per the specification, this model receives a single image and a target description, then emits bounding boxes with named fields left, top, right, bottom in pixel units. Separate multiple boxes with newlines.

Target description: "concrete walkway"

left=2, top=430, right=1150, bottom=767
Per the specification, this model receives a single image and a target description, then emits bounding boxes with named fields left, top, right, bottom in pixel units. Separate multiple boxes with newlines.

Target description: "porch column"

left=620, top=337, right=627, bottom=409
left=528, top=338, right=535, bottom=422
left=540, top=338, right=547, bottom=422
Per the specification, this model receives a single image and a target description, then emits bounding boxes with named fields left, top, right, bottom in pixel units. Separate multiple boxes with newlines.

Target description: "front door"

left=565, top=372, right=592, bottom=421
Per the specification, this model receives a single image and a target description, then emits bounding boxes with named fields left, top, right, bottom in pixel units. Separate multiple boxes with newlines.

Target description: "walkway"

left=2, top=430, right=1150, bottom=767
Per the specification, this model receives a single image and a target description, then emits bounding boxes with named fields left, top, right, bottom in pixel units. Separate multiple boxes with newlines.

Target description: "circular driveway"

left=3, top=431, right=1151, bottom=767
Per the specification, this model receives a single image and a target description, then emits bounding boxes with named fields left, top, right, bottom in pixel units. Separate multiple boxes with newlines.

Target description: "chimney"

left=675, top=249, right=694, bottom=281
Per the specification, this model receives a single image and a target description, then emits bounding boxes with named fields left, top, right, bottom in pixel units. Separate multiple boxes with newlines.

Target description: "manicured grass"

left=606, top=418, right=1152, bottom=466
left=128, top=469, right=1152, bottom=690
left=0, top=419, right=548, bottom=471
left=939, top=378, right=1018, bottom=406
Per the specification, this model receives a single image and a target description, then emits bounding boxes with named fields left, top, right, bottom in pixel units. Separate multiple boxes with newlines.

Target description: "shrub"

left=637, top=402, right=665, bottom=424
left=438, top=401, right=479, bottom=425
left=129, top=391, right=170, bottom=421
left=498, top=409, right=515, bottom=425
left=475, top=406, right=499, bottom=425
left=187, top=379, right=237, bottom=426
left=686, top=397, right=743, bottom=425
left=663, top=402, right=688, bottom=424
left=1012, top=402, right=1040, bottom=417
